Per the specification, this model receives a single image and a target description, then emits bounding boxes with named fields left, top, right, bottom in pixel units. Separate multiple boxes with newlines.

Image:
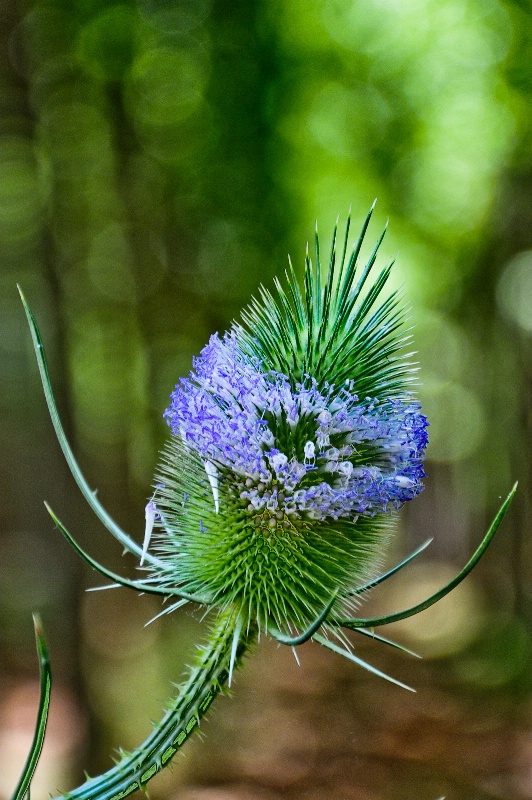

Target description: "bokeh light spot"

left=127, top=46, right=207, bottom=127
left=0, top=136, right=42, bottom=245
left=77, top=5, right=140, bottom=82
left=496, top=250, right=532, bottom=334
left=85, top=223, right=136, bottom=303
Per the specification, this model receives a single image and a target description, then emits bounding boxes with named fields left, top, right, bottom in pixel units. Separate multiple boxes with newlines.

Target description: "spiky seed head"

left=149, top=212, right=428, bottom=635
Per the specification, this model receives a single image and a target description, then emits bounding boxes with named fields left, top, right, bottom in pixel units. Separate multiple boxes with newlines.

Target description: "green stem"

left=58, top=610, right=254, bottom=800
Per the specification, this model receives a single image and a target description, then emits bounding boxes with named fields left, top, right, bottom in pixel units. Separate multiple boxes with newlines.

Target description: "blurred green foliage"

left=0, top=0, right=531, bottom=797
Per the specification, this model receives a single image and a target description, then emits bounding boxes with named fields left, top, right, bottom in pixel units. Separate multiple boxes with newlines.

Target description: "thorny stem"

left=56, top=609, right=255, bottom=800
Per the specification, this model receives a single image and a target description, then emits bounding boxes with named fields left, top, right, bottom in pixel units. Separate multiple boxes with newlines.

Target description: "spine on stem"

left=60, top=610, right=253, bottom=800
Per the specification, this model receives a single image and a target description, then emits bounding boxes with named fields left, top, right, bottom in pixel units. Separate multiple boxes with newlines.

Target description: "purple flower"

left=164, top=331, right=427, bottom=529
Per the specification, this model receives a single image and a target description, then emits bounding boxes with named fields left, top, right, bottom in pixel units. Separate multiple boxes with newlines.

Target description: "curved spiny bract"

left=45, top=503, right=212, bottom=604
left=10, top=616, right=51, bottom=800
left=349, top=537, right=433, bottom=596
left=55, top=610, right=254, bottom=800
left=332, top=482, right=517, bottom=632
left=267, top=591, right=338, bottom=645
left=18, top=287, right=161, bottom=568
left=313, top=633, right=415, bottom=692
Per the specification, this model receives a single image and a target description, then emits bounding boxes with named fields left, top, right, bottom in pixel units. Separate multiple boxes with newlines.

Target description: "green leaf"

left=10, top=616, right=51, bottom=800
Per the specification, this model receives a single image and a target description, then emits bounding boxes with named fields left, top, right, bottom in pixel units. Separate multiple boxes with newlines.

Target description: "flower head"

left=151, top=211, right=428, bottom=633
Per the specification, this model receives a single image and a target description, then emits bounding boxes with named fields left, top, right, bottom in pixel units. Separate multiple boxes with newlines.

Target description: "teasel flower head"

left=18, top=204, right=515, bottom=660
left=150, top=206, right=428, bottom=636
left=16, top=206, right=516, bottom=800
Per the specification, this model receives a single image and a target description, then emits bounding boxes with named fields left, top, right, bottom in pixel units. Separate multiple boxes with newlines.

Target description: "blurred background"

left=0, top=0, right=531, bottom=798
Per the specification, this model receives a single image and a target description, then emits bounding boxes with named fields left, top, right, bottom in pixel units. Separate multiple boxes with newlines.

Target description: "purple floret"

left=164, top=332, right=428, bottom=522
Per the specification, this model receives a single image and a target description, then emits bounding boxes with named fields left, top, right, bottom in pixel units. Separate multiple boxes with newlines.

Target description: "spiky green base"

left=57, top=610, right=254, bottom=800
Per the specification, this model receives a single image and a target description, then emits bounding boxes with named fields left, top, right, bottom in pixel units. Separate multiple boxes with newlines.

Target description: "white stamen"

left=304, top=441, right=315, bottom=461
left=395, top=476, right=415, bottom=488
left=141, top=500, right=156, bottom=566
left=337, top=461, right=353, bottom=479
left=205, top=460, right=220, bottom=513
